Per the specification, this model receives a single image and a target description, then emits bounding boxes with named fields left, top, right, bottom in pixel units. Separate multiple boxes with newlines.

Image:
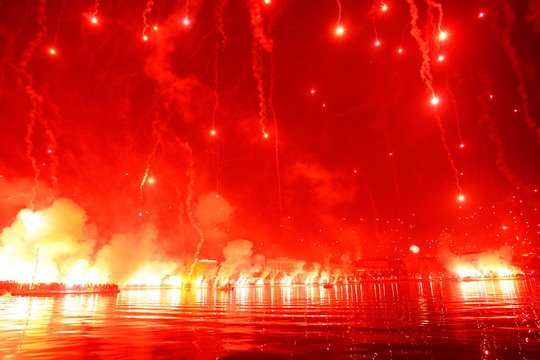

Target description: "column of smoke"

left=216, top=239, right=265, bottom=286
left=438, top=245, right=520, bottom=277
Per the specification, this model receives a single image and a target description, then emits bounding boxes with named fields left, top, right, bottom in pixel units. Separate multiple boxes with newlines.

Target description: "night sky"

left=1, top=0, right=539, bottom=264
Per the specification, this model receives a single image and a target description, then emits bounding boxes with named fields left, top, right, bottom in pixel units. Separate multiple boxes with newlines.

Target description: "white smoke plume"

left=216, top=239, right=264, bottom=284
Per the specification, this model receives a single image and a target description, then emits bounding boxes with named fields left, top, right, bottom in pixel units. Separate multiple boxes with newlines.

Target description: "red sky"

left=0, top=0, right=539, bottom=262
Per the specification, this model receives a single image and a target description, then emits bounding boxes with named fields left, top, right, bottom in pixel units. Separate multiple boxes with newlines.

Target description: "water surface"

left=1, top=279, right=539, bottom=359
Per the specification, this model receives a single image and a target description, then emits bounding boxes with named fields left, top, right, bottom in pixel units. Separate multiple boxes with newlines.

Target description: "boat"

left=216, top=283, right=234, bottom=291
left=3, top=282, right=120, bottom=297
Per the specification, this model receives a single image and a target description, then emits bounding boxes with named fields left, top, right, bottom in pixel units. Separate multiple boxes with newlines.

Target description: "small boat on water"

left=1, top=281, right=120, bottom=297
left=217, top=283, right=234, bottom=291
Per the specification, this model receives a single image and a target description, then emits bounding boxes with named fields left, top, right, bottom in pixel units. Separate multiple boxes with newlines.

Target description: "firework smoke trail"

left=18, top=0, right=60, bottom=208
left=210, top=0, right=229, bottom=194
left=268, top=41, right=284, bottom=225
left=141, top=0, right=154, bottom=40
left=444, top=76, right=464, bottom=147
left=216, top=0, right=229, bottom=48
left=434, top=111, right=463, bottom=199
left=247, top=0, right=283, bottom=221
left=479, top=95, right=531, bottom=192
left=184, top=144, right=205, bottom=283
left=92, top=0, right=99, bottom=20
left=370, top=2, right=380, bottom=46
left=407, top=0, right=463, bottom=198
left=139, top=111, right=168, bottom=214
left=499, top=0, right=540, bottom=145
left=336, top=0, right=343, bottom=29
left=406, top=0, right=435, bottom=96
left=425, top=0, right=443, bottom=33
left=425, top=0, right=446, bottom=61
left=248, top=0, right=273, bottom=137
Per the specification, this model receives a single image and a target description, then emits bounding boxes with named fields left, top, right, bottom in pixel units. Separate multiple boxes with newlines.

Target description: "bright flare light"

left=49, top=48, right=57, bottom=55
left=458, top=194, right=465, bottom=202
left=438, top=55, right=445, bottom=62
left=183, top=17, right=191, bottom=26
left=438, top=31, right=448, bottom=41
left=430, top=95, right=440, bottom=106
left=19, top=209, right=45, bottom=238
left=409, top=245, right=420, bottom=254
left=210, top=129, right=217, bottom=136
left=335, top=26, right=345, bottom=37
left=374, top=39, right=381, bottom=47
left=381, top=3, right=388, bottom=12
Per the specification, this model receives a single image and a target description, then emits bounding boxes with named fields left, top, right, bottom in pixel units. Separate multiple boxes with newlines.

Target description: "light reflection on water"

left=1, top=279, right=539, bottom=359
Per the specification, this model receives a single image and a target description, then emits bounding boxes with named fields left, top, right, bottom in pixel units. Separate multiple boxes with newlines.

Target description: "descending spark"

left=407, top=0, right=463, bottom=199
left=383, top=110, right=401, bottom=201
left=434, top=111, right=464, bottom=202
left=91, top=0, right=99, bottom=24
left=185, top=144, right=205, bottom=283
left=335, top=0, right=344, bottom=36
left=141, top=0, right=154, bottom=41
left=425, top=0, right=444, bottom=34
left=139, top=112, right=167, bottom=213
left=210, top=0, right=229, bottom=195
left=248, top=0, right=273, bottom=138
left=444, top=75, right=464, bottom=148
left=183, top=0, right=191, bottom=27
left=425, top=0, right=447, bottom=62
left=498, top=0, right=540, bottom=144
left=268, top=46, right=284, bottom=226
left=18, top=0, right=59, bottom=207
left=370, top=2, right=380, bottom=47
left=406, top=0, right=435, bottom=97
